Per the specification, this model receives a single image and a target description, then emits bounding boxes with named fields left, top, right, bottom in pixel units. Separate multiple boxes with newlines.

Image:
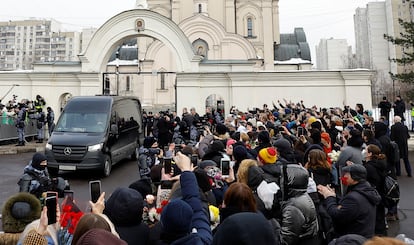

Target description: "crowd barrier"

left=0, top=116, right=38, bottom=142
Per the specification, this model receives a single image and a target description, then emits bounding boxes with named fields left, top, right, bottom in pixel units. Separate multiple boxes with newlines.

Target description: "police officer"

left=33, top=95, right=46, bottom=112
left=46, top=107, right=55, bottom=137
left=15, top=104, right=27, bottom=146
left=32, top=108, right=46, bottom=143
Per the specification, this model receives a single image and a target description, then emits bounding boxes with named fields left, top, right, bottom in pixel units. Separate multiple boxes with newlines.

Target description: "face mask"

left=340, top=176, right=349, bottom=186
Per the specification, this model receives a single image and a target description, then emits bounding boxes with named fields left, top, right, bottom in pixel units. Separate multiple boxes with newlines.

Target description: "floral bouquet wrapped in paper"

left=328, top=150, right=341, bottom=163
left=59, top=196, right=83, bottom=245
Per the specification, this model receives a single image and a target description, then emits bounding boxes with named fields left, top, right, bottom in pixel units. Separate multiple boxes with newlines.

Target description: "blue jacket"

left=174, top=171, right=212, bottom=245
left=324, top=180, right=381, bottom=238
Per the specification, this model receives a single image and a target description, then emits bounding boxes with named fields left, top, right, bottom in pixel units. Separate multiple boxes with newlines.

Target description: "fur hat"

left=258, top=147, right=277, bottom=164
left=342, top=164, right=367, bottom=181
left=161, top=199, right=193, bottom=235
left=75, top=228, right=127, bottom=245
left=2, top=192, right=41, bottom=233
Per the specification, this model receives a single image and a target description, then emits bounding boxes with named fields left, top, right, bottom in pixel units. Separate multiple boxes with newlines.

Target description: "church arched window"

left=247, top=17, right=253, bottom=37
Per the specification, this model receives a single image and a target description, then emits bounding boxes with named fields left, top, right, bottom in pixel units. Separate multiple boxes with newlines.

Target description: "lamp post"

left=0, top=84, right=20, bottom=102
left=116, top=51, right=120, bottom=96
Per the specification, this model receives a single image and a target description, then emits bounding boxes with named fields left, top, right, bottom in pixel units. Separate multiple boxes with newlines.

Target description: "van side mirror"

left=110, top=124, right=119, bottom=135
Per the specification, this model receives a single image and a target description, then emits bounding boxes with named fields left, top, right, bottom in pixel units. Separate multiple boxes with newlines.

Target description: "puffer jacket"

left=324, top=180, right=381, bottom=238
left=279, top=164, right=319, bottom=245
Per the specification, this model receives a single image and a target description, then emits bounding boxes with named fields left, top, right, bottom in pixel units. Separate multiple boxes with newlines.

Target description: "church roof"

left=274, top=27, right=311, bottom=62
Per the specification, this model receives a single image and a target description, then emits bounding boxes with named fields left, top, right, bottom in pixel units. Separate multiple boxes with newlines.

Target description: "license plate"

left=59, top=165, right=76, bottom=171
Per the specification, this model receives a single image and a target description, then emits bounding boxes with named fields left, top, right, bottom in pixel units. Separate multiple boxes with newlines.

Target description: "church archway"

left=79, top=9, right=201, bottom=73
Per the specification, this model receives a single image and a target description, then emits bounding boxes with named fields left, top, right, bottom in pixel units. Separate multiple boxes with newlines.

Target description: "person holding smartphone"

left=18, top=204, right=60, bottom=245
left=158, top=152, right=212, bottom=244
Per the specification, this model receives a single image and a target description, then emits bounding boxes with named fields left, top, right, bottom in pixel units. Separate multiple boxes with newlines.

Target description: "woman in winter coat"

left=305, top=149, right=332, bottom=187
left=364, top=144, right=387, bottom=236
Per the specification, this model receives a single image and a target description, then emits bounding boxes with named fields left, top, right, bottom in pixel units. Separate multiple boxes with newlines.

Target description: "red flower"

left=60, top=204, right=83, bottom=234
left=156, top=200, right=169, bottom=214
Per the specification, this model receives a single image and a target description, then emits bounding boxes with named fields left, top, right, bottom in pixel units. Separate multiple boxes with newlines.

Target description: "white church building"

left=0, top=0, right=372, bottom=117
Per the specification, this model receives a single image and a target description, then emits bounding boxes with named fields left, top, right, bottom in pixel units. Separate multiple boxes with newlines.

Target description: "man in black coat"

left=318, top=164, right=381, bottom=238
left=378, top=96, right=392, bottom=123
left=393, top=95, right=406, bottom=121
left=390, top=116, right=412, bottom=177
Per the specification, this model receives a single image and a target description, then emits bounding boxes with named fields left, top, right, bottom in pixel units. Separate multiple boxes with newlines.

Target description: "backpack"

left=383, top=174, right=400, bottom=208
left=390, top=141, right=400, bottom=164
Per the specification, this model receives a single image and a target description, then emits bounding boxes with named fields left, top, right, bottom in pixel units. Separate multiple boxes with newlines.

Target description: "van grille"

left=52, top=145, right=87, bottom=157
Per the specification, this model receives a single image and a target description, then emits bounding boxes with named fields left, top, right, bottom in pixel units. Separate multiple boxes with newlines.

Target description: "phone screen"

left=298, top=127, right=304, bottom=136
left=221, top=159, right=230, bottom=176
left=164, top=158, right=172, bottom=174
left=89, top=180, right=101, bottom=203
left=64, top=190, right=74, bottom=200
left=45, top=196, right=57, bottom=224
left=191, top=155, right=198, bottom=167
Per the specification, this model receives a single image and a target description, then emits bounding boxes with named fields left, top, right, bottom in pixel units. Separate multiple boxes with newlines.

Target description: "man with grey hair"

left=390, top=115, right=412, bottom=177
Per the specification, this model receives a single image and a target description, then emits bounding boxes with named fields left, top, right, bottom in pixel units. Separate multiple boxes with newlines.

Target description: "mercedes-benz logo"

left=63, top=147, right=72, bottom=156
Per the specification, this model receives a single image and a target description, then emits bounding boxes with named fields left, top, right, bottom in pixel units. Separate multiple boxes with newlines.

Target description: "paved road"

left=0, top=150, right=413, bottom=239
left=0, top=152, right=140, bottom=213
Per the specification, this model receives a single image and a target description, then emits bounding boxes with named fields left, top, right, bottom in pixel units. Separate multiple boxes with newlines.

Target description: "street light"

left=116, top=51, right=120, bottom=96
left=0, top=84, right=20, bottom=102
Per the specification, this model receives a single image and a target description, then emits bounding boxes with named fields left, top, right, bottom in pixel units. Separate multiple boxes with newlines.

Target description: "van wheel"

left=130, top=147, right=138, bottom=160
left=103, top=155, right=112, bottom=177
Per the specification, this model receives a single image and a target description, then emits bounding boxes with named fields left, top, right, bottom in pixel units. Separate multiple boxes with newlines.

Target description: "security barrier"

left=0, top=116, right=38, bottom=142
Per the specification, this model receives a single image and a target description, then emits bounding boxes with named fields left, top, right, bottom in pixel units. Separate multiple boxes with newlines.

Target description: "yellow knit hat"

left=258, top=147, right=277, bottom=164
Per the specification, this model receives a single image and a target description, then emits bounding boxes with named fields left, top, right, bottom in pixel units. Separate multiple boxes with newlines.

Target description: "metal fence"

left=0, top=116, right=38, bottom=142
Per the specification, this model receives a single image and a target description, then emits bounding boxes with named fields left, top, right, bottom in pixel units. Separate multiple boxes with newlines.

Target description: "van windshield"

left=55, top=112, right=108, bottom=133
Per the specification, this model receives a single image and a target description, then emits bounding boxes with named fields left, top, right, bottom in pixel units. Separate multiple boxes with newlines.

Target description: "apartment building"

left=0, top=19, right=81, bottom=70
left=316, top=38, right=350, bottom=70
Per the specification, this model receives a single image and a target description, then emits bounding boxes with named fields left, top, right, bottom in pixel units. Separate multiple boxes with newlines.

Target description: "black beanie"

left=258, top=131, right=270, bottom=144
left=31, top=152, right=47, bottom=170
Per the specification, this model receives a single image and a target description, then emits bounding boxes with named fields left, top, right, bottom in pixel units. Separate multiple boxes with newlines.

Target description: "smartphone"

left=89, top=180, right=101, bottom=203
left=45, top=196, right=57, bottom=224
left=221, top=159, right=230, bottom=177
left=164, top=157, right=172, bottom=174
left=191, top=154, right=198, bottom=167
left=297, top=126, right=304, bottom=136
left=45, top=191, right=57, bottom=198
left=64, top=190, right=74, bottom=200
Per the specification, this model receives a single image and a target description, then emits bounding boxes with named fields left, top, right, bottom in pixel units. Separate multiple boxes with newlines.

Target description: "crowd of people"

left=0, top=94, right=55, bottom=145
left=1, top=98, right=414, bottom=245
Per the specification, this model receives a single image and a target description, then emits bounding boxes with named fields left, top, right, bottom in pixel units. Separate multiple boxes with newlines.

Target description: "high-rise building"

left=0, top=19, right=81, bottom=70
left=316, top=38, right=350, bottom=70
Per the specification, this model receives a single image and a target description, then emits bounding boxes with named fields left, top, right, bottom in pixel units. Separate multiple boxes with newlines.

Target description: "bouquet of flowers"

left=59, top=196, right=83, bottom=245
left=328, top=150, right=341, bottom=163
left=143, top=194, right=168, bottom=227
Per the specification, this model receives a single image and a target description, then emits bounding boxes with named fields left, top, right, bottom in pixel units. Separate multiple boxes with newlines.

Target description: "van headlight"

left=45, top=143, right=52, bottom=150
left=88, top=143, right=103, bottom=152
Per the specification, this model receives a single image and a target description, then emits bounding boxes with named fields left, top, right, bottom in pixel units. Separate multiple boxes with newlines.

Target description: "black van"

left=45, top=96, right=144, bottom=177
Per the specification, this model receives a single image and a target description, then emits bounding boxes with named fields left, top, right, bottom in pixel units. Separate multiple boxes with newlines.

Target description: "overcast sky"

left=0, top=0, right=374, bottom=62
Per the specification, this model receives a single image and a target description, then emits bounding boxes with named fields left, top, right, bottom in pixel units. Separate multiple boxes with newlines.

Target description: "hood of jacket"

left=348, top=181, right=382, bottom=206
left=247, top=166, right=265, bottom=190
left=104, top=187, right=144, bottom=226
left=212, top=212, right=276, bottom=245
left=280, top=164, right=309, bottom=197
